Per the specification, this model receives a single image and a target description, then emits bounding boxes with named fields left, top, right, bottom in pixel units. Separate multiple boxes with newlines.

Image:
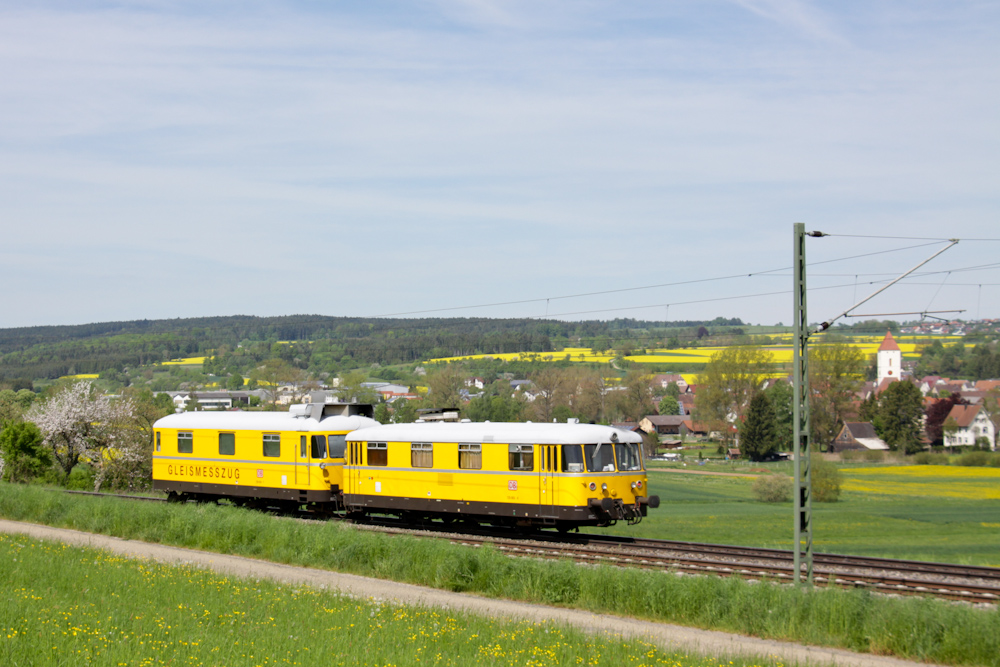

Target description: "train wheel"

left=166, top=492, right=184, bottom=504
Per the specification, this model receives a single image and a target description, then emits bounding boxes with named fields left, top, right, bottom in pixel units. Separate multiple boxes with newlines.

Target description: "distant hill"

left=0, top=314, right=746, bottom=382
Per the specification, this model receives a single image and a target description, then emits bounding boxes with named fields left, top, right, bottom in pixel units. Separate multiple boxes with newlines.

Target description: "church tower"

left=877, top=331, right=902, bottom=384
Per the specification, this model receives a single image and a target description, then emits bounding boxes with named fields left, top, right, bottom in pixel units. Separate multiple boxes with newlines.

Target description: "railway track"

left=63, top=490, right=1000, bottom=604
left=424, top=530, right=1000, bottom=604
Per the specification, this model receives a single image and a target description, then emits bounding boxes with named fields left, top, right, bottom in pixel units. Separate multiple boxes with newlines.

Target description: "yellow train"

left=152, top=403, right=378, bottom=509
left=152, top=403, right=659, bottom=529
left=344, top=421, right=658, bottom=529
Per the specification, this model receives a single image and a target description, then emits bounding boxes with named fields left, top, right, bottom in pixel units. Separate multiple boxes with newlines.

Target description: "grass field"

left=2, top=533, right=747, bottom=667
left=2, top=483, right=999, bottom=666
left=614, top=466, right=1000, bottom=566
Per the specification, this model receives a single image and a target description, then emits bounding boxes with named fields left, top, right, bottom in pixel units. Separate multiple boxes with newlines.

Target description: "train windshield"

left=328, top=434, right=347, bottom=458
left=615, top=443, right=643, bottom=471
left=561, top=444, right=584, bottom=472
left=584, top=444, right=616, bottom=472
left=311, top=435, right=328, bottom=459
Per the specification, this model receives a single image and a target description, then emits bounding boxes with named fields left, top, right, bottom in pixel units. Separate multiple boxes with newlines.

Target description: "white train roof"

left=346, top=421, right=643, bottom=445
left=154, top=411, right=379, bottom=433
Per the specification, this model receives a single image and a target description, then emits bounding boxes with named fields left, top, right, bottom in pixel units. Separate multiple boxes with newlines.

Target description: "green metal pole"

left=793, top=223, right=813, bottom=585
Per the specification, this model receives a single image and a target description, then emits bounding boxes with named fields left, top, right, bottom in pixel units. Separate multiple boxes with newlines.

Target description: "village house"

left=651, top=374, right=688, bottom=392
left=943, top=404, right=996, bottom=450
left=639, top=414, right=687, bottom=436
left=830, top=422, right=889, bottom=453
left=162, top=390, right=255, bottom=411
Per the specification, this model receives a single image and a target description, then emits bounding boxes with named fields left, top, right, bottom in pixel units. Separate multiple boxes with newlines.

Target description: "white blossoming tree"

left=27, top=381, right=139, bottom=491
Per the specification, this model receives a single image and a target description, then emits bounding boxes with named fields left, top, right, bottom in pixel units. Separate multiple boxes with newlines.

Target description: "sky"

left=1, top=0, right=998, bottom=330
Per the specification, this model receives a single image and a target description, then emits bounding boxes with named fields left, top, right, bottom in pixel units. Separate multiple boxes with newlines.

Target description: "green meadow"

left=612, top=466, right=1000, bottom=566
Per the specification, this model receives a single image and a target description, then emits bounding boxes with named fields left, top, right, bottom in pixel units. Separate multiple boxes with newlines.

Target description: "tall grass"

left=2, top=482, right=999, bottom=666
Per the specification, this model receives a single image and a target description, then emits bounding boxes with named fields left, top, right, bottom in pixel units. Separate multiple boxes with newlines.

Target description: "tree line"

left=0, top=314, right=750, bottom=383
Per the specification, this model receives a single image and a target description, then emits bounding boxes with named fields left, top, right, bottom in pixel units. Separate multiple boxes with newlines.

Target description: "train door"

left=539, top=444, right=556, bottom=517
left=309, top=435, right=328, bottom=490
left=347, top=440, right=361, bottom=500
left=296, top=434, right=308, bottom=486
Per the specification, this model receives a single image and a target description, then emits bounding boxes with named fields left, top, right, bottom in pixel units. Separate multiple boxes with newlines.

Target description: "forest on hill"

left=0, top=314, right=747, bottom=383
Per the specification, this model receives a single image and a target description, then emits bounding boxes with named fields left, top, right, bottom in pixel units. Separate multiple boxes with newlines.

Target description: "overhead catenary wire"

left=370, top=241, right=974, bottom=319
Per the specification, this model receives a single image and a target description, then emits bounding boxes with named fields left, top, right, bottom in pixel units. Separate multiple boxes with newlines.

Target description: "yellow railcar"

left=344, top=422, right=659, bottom=529
left=152, top=403, right=378, bottom=508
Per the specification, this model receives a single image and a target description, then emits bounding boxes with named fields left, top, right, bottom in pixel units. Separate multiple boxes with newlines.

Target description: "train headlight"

left=589, top=482, right=597, bottom=491
left=601, top=483, right=608, bottom=492
left=630, top=481, right=636, bottom=490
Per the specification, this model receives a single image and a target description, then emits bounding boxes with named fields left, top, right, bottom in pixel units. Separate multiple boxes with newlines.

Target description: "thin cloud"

left=730, top=0, right=849, bottom=45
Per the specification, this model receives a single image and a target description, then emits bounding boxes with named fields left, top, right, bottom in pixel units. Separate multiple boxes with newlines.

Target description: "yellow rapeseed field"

left=841, top=465, right=1000, bottom=500
left=159, top=357, right=206, bottom=366
left=428, top=336, right=942, bottom=368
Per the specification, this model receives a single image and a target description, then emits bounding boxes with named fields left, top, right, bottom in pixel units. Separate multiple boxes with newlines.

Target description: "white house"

left=944, top=404, right=996, bottom=450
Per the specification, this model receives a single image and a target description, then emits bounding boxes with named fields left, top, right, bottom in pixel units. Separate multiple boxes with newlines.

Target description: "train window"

left=615, top=443, right=642, bottom=471
left=584, top=444, right=616, bottom=472
left=562, top=445, right=584, bottom=472
left=155, top=431, right=161, bottom=453
left=328, top=434, right=347, bottom=458
left=300, top=436, right=307, bottom=458
left=311, top=435, right=328, bottom=459
left=368, top=442, right=387, bottom=467
left=178, top=432, right=193, bottom=454
left=508, top=444, right=534, bottom=471
left=411, top=442, right=433, bottom=468
left=459, top=443, right=481, bottom=470
left=263, top=433, right=281, bottom=458
left=219, top=433, right=235, bottom=456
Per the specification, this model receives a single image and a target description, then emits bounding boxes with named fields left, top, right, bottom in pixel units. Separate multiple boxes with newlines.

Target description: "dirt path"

left=2, top=519, right=943, bottom=667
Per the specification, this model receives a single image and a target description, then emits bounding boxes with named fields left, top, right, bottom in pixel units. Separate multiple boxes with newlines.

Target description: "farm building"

left=830, top=422, right=889, bottom=453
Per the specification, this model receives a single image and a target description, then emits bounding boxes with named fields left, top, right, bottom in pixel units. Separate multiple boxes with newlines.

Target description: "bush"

left=955, top=451, right=994, bottom=467
left=752, top=474, right=792, bottom=502
left=841, top=449, right=885, bottom=463
left=0, top=421, right=49, bottom=483
left=912, top=451, right=949, bottom=465
left=812, top=459, right=842, bottom=502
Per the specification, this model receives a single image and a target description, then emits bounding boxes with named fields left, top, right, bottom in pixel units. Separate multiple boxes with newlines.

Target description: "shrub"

left=955, top=451, right=994, bottom=467
left=912, top=451, right=949, bottom=465
left=842, top=449, right=885, bottom=463
left=862, top=449, right=885, bottom=462
left=812, top=459, right=842, bottom=502
left=752, top=474, right=791, bottom=502
left=0, top=421, right=49, bottom=483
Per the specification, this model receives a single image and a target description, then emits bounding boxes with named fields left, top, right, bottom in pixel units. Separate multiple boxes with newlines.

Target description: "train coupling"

left=638, top=495, right=660, bottom=509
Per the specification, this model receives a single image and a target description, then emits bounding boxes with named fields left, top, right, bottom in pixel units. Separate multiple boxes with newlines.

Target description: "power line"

left=826, top=234, right=1000, bottom=242
left=372, top=242, right=965, bottom=319
left=536, top=283, right=866, bottom=319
